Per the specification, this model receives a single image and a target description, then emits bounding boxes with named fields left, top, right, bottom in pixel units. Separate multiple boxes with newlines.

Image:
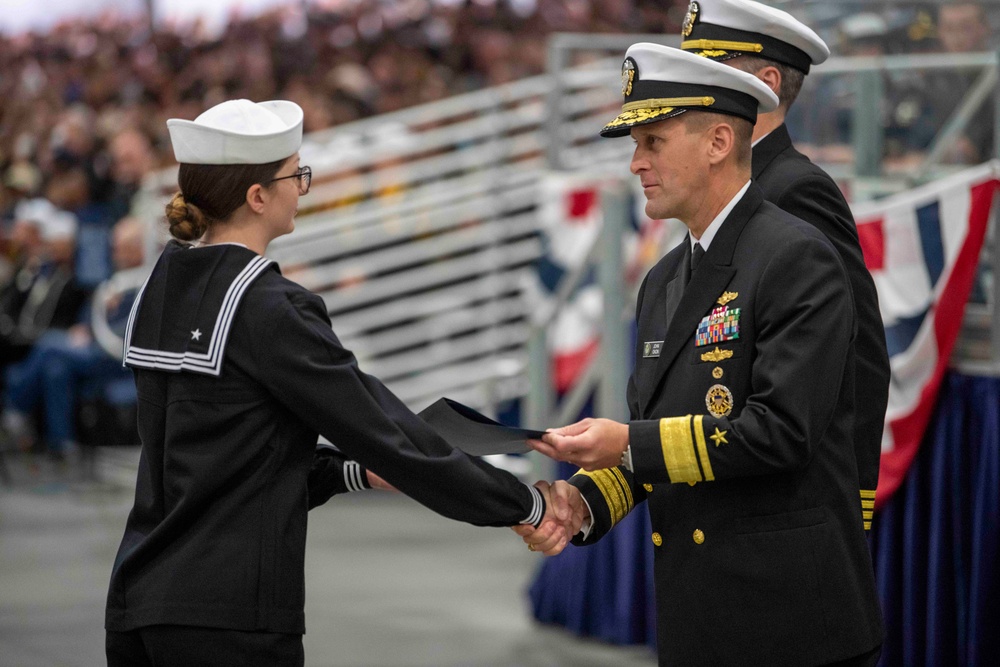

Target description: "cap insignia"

left=621, top=58, right=637, bottom=97
left=682, top=1, right=700, bottom=39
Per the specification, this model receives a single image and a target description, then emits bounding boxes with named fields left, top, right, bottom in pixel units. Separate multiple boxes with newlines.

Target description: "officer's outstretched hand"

left=528, top=417, right=629, bottom=471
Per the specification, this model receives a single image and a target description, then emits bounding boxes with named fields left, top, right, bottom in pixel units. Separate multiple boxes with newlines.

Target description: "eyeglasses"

left=267, top=166, right=312, bottom=195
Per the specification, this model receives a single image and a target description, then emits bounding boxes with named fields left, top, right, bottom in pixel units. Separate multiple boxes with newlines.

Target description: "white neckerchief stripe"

left=121, top=272, right=154, bottom=368
left=125, top=255, right=273, bottom=376
left=209, top=255, right=272, bottom=364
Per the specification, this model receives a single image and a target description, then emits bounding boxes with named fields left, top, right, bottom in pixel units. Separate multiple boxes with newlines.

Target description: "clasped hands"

left=513, top=418, right=629, bottom=556
left=513, top=480, right=589, bottom=556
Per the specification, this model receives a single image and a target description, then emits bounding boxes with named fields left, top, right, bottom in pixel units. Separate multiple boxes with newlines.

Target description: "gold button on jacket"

left=643, top=484, right=653, bottom=493
left=651, top=532, right=663, bottom=547
left=692, top=529, right=705, bottom=545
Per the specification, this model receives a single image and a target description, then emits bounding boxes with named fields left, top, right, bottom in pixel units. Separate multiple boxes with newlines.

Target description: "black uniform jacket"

left=754, top=124, right=890, bottom=528
left=570, top=185, right=883, bottom=666
left=106, top=241, right=543, bottom=635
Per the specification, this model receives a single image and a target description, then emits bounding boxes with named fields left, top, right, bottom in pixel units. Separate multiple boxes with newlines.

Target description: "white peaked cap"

left=602, top=43, right=779, bottom=138
left=167, top=99, right=303, bottom=165
left=682, top=0, right=830, bottom=72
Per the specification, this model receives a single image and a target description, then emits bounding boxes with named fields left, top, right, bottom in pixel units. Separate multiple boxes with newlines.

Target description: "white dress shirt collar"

left=690, top=179, right=752, bottom=252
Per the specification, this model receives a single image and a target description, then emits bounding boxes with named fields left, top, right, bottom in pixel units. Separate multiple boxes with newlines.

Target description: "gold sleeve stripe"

left=860, top=489, right=877, bottom=500
left=583, top=470, right=625, bottom=525
left=862, top=510, right=874, bottom=520
left=861, top=500, right=875, bottom=509
left=660, top=416, right=702, bottom=484
left=863, top=521, right=872, bottom=531
left=578, top=469, right=630, bottom=527
left=622, top=96, right=715, bottom=113
left=692, top=415, right=715, bottom=482
left=682, top=39, right=764, bottom=53
left=610, top=467, right=634, bottom=509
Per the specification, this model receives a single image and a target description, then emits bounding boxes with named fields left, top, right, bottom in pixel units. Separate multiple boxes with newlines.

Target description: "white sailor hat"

left=601, top=43, right=779, bottom=138
left=166, top=99, right=303, bottom=165
left=15, top=198, right=77, bottom=241
left=680, top=0, right=829, bottom=74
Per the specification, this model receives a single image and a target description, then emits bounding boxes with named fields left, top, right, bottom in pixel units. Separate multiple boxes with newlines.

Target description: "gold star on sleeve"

left=709, top=427, right=728, bottom=447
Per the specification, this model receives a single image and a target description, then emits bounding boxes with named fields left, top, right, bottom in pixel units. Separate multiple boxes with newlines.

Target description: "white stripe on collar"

left=123, top=255, right=273, bottom=376
left=121, top=271, right=154, bottom=368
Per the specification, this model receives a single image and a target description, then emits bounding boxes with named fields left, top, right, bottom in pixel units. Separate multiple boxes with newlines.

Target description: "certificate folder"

left=418, top=398, right=544, bottom=456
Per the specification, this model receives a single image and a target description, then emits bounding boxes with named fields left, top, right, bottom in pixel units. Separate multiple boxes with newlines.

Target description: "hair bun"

left=165, top=192, right=208, bottom=241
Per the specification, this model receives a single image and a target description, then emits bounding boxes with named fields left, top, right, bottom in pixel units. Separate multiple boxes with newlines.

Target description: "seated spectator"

left=73, top=129, right=154, bottom=291
left=105, top=129, right=155, bottom=222
left=1, top=216, right=143, bottom=464
left=0, top=197, right=84, bottom=368
left=1, top=161, right=42, bottom=242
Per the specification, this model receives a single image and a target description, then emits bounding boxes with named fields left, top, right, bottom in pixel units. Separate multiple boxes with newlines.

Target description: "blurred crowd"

left=0, top=0, right=997, bottom=469
left=790, top=0, right=996, bottom=167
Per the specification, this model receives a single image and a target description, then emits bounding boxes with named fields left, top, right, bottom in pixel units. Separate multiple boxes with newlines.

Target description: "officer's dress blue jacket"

left=570, top=184, right=883, bottom=666
left=753, top=123, right=889, bottom=527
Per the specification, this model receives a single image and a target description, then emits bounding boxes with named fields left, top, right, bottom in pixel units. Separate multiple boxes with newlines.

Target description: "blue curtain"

left=873, top=372, right=1000, bottom=667
left=528, top=372, right=1000, bottom=664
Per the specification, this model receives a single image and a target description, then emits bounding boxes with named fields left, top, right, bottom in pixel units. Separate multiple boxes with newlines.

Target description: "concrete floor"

left=0, top=448, right=657, bottom=667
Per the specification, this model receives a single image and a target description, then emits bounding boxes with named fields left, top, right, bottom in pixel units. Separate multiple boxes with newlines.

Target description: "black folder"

left=418, top=398, right=544, bottom=456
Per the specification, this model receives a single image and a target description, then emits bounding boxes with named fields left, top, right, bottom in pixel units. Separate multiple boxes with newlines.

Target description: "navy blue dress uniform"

left=105, top=100, right=545, bottom=661
left=566, top=43, right=883, bottom=665
left=106, top=241, right=544, bottom=636
left=751, top=125, right=889, bottom=529
left=678, top=0, right=890, bottom=532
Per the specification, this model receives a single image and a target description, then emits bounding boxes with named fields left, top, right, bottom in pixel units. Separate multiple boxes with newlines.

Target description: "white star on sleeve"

left=191, top=329, right=202, bottom=341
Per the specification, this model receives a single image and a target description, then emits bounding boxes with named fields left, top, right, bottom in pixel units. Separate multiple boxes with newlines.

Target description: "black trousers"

left=106, top=625, right=304, bottom=667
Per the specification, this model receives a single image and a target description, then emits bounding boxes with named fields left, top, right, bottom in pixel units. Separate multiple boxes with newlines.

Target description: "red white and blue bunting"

left=853, top=161, right=999, bottom=507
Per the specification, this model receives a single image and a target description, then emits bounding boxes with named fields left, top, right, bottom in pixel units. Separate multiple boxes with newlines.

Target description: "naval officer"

left=520, top=44, right=884, bottom=666
left=679, top=0, right=889, bottom=535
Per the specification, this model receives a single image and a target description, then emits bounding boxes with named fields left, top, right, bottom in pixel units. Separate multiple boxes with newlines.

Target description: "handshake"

left=512, top=417, right=631, bottom=556
left=513, top=480, right=589, bottom=556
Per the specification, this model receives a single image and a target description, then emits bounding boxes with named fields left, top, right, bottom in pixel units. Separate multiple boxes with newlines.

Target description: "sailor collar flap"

left=123, top=241, right=275, bottom=376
